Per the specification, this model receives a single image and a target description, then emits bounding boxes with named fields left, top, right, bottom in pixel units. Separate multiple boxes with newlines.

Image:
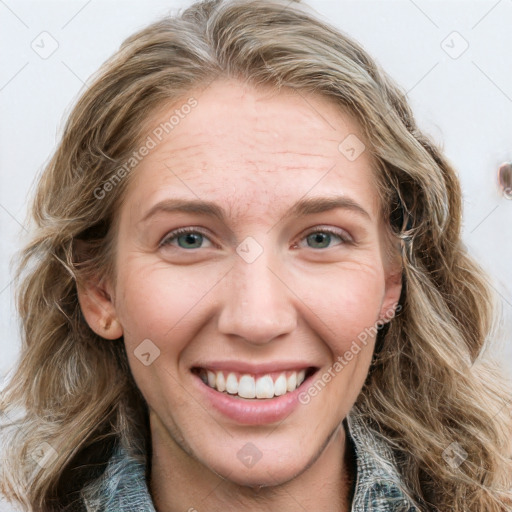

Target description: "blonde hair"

left=1, top=0, right=511, bottom=510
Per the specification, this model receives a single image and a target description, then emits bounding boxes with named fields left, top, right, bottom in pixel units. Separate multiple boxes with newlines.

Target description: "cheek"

left=291, top=263, right=385, bottom=351
left=115, top=248, right=386, bottom=359
left=115, top=261, right=224, bottom=350
left=113, top=263, right=211, bottom=411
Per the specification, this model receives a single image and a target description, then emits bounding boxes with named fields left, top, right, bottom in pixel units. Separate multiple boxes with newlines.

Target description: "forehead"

left=123, top=79, right=380, bottom=222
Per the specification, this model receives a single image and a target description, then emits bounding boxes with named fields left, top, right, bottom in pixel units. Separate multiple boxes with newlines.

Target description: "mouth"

left=191, top=366, right=318, bottom=400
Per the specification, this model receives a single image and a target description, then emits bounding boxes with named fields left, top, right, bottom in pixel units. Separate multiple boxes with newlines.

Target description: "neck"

left=148, top=414, right=356, bottom=512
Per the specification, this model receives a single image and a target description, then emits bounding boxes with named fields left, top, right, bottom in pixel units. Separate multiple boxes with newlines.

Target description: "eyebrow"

left=139, top=195, right=371, bottom=225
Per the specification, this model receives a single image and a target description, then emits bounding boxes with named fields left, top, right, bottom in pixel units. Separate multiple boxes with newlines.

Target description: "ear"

left=76, top=275, right=123, bottom=340
left=379, top=264, right=403, bottom=323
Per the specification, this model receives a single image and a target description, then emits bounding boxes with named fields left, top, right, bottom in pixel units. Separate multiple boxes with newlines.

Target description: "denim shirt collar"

left=84, top=407, right=420, bottom=512
left=345, top=409, right=420, bottom=511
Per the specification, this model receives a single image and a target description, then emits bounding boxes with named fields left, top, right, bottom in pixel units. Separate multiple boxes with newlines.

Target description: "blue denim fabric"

left=78, top=407, right=422, bottom=511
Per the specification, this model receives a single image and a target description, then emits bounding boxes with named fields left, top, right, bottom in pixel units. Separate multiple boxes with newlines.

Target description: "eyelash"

left=159, top=226, right=352, bottom=249
left=294, top=226, right=352, bottom=248
left=159, top=227, right=213, bottom=249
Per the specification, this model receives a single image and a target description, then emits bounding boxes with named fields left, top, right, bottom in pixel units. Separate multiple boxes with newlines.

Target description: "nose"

left=217, top=249, right=297, bottom=346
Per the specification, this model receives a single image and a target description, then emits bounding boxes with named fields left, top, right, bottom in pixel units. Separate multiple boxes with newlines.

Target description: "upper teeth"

left=199, top=369, right=307, bottom=399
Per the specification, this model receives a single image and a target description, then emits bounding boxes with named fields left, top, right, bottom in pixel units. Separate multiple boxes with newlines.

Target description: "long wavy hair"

left=1, top=0, right=511, bottom=510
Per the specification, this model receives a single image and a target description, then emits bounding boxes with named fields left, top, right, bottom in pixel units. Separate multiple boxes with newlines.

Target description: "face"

left=82, top=79, right=401, bottom=486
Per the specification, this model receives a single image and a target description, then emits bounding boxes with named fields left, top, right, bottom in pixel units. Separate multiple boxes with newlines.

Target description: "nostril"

left=498, top=162, right=512, bottom=199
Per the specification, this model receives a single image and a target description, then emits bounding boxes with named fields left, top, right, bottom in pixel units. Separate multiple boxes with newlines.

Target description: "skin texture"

left=77, top=79, right=402, bottom=511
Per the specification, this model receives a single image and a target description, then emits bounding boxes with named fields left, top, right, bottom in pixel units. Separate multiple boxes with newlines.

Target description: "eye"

left=159, top=227, right=214, bottom=250
left=295, top=227, right=352, bottom=249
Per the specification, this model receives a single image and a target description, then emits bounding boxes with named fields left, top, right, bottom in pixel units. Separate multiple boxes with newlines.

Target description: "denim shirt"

left=76, top=407, right=422, bottom=512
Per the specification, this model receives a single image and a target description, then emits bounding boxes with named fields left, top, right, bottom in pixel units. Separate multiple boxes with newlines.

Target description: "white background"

left=1, top=0, right=511, bottom=508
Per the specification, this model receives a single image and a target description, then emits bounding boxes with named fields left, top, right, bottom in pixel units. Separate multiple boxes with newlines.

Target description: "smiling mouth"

left=192, top=367, right=318, bottom=399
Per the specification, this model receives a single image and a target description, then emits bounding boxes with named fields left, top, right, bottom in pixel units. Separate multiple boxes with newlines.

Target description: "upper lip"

left=191, top=361, right=319, bottom=375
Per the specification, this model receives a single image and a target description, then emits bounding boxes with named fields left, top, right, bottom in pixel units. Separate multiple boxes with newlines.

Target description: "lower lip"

left=192, top=371, right=316, bottom=425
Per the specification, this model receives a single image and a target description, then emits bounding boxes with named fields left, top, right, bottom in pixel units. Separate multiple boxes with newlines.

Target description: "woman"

left=1, top=0, right=511, bottom=510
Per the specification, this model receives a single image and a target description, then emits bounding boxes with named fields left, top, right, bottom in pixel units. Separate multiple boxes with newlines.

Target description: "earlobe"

left=76, top=279, right=123, bottom=340
left=379, top=268, right=403, bottom=323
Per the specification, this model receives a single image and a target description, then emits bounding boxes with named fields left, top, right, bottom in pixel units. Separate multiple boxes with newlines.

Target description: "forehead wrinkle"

left=155, top=113, right=342, bottom=156
left=152, top=144, right=337, bottom=185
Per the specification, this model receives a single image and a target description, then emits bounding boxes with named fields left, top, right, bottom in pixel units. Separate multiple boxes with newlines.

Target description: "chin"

left=195, top=437, right=316, bottom=489
left=211, top=457, right=308, bottom=489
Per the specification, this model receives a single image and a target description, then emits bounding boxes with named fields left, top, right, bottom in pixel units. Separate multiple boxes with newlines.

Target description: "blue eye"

left=300, top=228, right=350, bottom=249
left=159, top=228, right=213, bottom=249
left=159, top=227, right=351, bottom=251
left=306, top=232, right=335, bottom=249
